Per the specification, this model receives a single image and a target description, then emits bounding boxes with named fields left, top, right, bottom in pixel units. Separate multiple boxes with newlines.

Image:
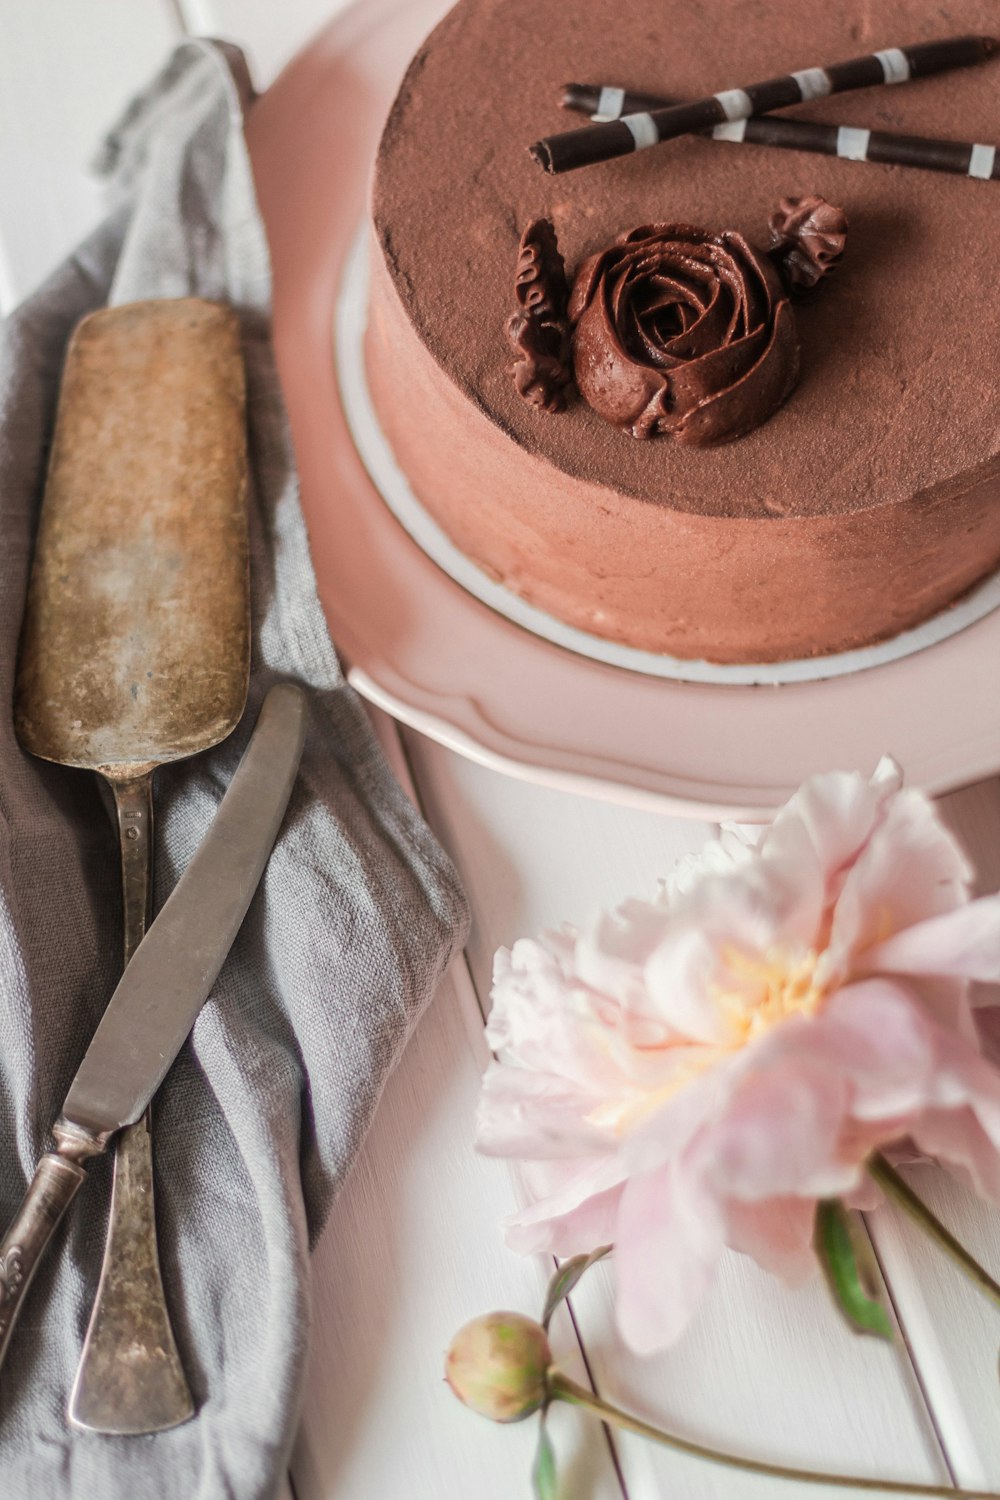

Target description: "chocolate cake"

left=366, top=0, right=1000, bottom=664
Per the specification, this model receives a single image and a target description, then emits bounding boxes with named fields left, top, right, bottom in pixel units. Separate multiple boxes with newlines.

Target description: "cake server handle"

left=68, top=772, right=195, bottom=1435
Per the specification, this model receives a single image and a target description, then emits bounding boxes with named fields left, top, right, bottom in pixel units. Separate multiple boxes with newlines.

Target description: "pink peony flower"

left=476, top=760, right=1000, bottom=1353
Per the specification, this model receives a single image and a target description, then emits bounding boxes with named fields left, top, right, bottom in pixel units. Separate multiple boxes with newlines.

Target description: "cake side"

left=367, top=245, right=1000, bottom=663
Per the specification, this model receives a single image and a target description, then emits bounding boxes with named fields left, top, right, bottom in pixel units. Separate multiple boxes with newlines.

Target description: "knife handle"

left=0, top=1150, right=90, bottom=1370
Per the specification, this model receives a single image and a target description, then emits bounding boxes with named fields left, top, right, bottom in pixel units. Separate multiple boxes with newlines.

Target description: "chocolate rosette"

left=768, top=195, right=849, bottom=294
left=569, top=224, right=799, bottom=445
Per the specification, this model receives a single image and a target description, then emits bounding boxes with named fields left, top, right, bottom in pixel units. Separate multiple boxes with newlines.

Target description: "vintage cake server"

left=0, top=683, right=306, bottom=1392
left=13, top=299, right=249, bottom=1433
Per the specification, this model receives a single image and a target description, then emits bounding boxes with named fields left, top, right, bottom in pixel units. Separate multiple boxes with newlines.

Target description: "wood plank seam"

left=392, top=724, right=630, bottom=1493
left=561, top=1293, right=630, bottom=1498
left=862, top=1218, right=959, bottom=1488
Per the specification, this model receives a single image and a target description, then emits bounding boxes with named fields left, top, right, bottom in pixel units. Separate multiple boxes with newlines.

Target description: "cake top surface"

left=372, top=0, right=1000, bottom=520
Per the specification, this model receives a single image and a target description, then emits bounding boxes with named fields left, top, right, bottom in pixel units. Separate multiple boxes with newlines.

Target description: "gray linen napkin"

left=0, top=39, right=468, bottom=1499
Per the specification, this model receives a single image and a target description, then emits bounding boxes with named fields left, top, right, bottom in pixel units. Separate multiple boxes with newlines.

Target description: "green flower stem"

left=548, top=1371, right=1000, bottom=1497
left=868, top=1155, right=1000, bottom=1313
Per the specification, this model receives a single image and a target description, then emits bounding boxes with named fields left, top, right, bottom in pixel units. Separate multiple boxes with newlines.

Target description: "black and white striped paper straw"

left=562, top=82, right=1000, bottom=181
left=531, top=34, right=999, bottom=174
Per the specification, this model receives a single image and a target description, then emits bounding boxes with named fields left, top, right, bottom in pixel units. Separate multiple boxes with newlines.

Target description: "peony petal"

left=764, top=762, right=901, bottom=915
left=642, top=918, right=736, bottom=1044
left=488, top=933, right=636, bottom=1094
left=925, top=1029, right=1000, bottom=1141
left=831, top=785, right=971, bottom=980
left=975, top=1005, right=1000, bottom=1067
left=881, top=975, right=976, bottom=1045
left=575, top=899, right=673, bottom=1022
left=503, top=1157, right=626, bottom=1256
left=476, top=1066, right=615, bottom=1159
left=909, top=1108, right=1000, bottom=1206
left=863, top=896, right=1000, bottom=984
left=746, top=980, right=940, bottom=1125
left=805, top=981, right=937, bottom=1119
left=725, top=1196, right=818, bottom=1285
left=844, top=1176, right=883, bottom=1212
left=661, top=827, right=753, bottom=903
left=615, top=1161, right=725, bottom=1351
left=645, top=854, right=827, bottom=1042
left=621, top=1060, right=728, bottom=1179
left=871, top=755, right=903, bottom=790
left=691, top=1050, right=858, bottom=1200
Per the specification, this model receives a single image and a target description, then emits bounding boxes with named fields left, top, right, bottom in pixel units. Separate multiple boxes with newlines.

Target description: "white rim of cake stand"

left=335, top=226, right=1000, bottom=689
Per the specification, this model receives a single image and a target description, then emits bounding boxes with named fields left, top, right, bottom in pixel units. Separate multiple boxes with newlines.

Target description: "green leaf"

left=532, top=1418, right=558, bottom=1500
left=814, top=1200, right=893, bottom=1341
left=541, top=1245, right=612, bottom=1330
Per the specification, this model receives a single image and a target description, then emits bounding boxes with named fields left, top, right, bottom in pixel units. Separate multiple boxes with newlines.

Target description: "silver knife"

left=0, top=681, right=307, bottom=1376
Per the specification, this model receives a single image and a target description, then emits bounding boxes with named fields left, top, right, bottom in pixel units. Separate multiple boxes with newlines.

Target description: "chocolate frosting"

left=507, top=219, right=573, bottom=413
left=568, top=224, right=799, bottom=445
left=371, top=0, right=1000, bottom=664
left=768, top=196, right=849, bottom=293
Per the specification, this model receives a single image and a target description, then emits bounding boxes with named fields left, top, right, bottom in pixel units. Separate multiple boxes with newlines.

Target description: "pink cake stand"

left=247, top=0, right=1000, bottom=820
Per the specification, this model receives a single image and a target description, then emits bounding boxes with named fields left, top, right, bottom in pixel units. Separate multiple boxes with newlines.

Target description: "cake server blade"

left=0, top=682, right=307, bottom=1380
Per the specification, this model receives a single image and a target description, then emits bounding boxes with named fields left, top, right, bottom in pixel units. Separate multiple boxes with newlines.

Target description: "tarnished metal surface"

left=63, top=684, right=307, bottom=1138
left=69, top=771, right=195, bottom=1435
left=13, top=299, right=250, bottom=1433
left=68, top=1115, right=191, bottom=1435
left=14, top=298, right=250, bottom=769
left=0, top=688, right=305, bottom=1424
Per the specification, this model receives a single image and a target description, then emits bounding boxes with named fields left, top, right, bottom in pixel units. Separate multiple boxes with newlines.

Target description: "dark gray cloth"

left=0, top=40, right=468, bottom=1499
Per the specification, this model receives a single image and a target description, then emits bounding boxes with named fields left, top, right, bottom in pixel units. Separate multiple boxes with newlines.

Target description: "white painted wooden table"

left=3, top=4, right=1000, bottom=1497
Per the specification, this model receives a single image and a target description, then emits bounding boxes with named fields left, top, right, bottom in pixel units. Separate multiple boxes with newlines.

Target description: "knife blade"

left=0, top=682, right=307, bottom=1375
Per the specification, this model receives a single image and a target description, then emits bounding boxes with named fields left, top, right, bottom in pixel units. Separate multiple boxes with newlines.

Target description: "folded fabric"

left=0, top=40, right=468, bottom=1500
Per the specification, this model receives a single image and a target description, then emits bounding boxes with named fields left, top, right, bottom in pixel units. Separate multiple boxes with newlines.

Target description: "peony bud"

left=445, top=1312, right=551, bottom=1423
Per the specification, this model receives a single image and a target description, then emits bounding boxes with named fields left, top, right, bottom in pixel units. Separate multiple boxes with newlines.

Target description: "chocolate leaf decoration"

left=541, top=1244, right=612, bottom=1330
left=508, top=218, right=574, bottom=414
left=814, top=1200, right=893, bottom=1341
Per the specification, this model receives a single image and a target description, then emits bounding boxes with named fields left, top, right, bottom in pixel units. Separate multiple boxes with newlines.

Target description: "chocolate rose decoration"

left=768, top=195, right=849, bottom=294
left=569, top=224, right=799, bottom=445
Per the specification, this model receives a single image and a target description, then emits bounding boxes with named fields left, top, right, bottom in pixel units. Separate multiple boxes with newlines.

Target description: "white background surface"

left=3, top=3, right=1000, bottom=1497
